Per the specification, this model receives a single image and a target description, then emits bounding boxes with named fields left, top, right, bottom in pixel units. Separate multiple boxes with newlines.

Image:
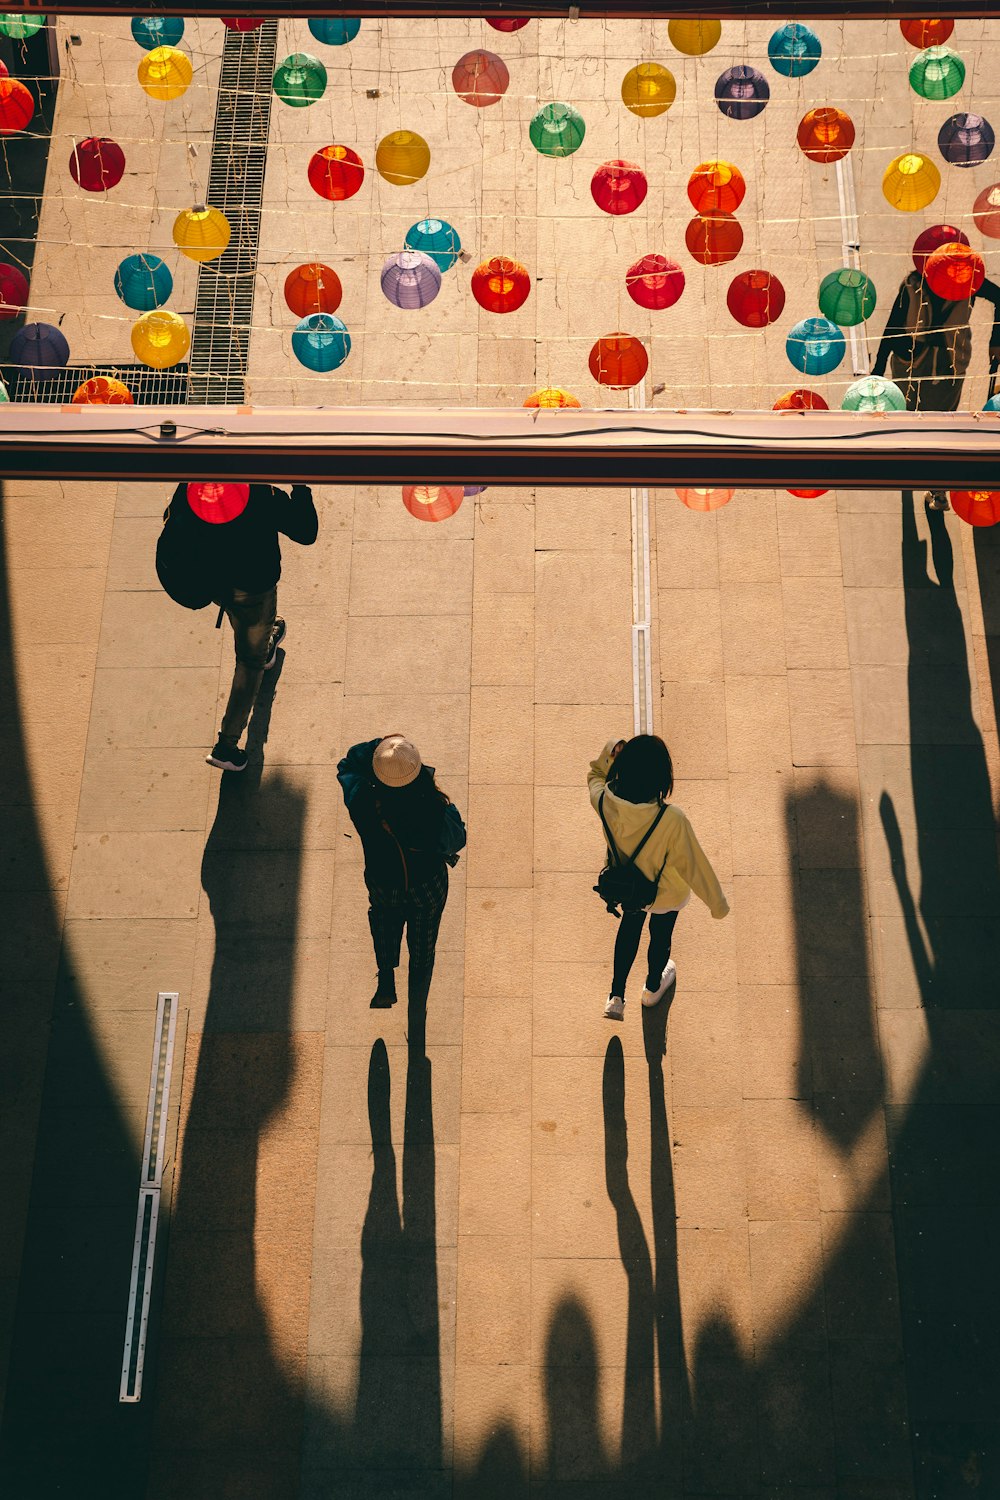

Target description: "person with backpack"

left=155, top=480, right=318, bottom=771
left=590, top=734, right=729, bottom=1022
left=337, top=734, right=467, bottom=1009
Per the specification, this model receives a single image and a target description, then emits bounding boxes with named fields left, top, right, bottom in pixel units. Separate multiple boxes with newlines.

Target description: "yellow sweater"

left=588, top=739, right=730, bottom=918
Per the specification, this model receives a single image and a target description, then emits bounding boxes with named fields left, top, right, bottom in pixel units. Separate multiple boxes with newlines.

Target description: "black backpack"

left=594, top=792, right=668, bottom=917
left=155, top=499, right=220, bottom=610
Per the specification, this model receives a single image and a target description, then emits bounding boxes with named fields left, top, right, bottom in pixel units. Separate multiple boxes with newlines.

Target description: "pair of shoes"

left=604, top=994, right=625, bottom=1021
left=264, top=617, right=287, bottom=670
left=641, top=958, right=677, bottom=1007
left=925, top=491, right=950, bottom=511
left=206, top=739, right=248, bottom=772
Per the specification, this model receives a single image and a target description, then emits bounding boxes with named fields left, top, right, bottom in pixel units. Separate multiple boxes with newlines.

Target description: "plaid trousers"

left=366, top=868, right=449, bottom=973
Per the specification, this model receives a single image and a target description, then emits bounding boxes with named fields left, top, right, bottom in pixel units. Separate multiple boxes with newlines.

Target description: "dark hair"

left=375, top=765, right=451, bottom=848
left=606, top=734, right=673, bottom=804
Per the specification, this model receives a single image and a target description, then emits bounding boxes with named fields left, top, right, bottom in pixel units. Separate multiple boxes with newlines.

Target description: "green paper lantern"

left=273, top=52, right=327, bottom=107
left=842, top=376, right=907, bottom=413
left=529, top=101, right=586, bottom=158
left=0, top=12, right=45, bottom=38
left=909, top=45, right=965, bottom=101
left=818, top=267, right=877, bottom=326
left=0, top=373, right=9, bottom=402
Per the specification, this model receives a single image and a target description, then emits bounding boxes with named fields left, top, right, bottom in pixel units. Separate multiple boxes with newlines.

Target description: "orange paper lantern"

left=787, top=487, right=829, bottom=498
left=900, top=17, right=954, bottom=48
left=773, top=389, right=829, bottom=411
left=727, top=269, right=785, bottom=327
left=924, top=242, right=985, bottom=300
left=797, top=107, right=855, bottom=163
left=687, top=160, right=746, bottom=214
left=972, top=183, right=1000, bottom=240
left=71, top=376, right=134, bottom=405
left=471, top=256, right=531, bottom=313
left=685, top=212, right=743, bottom=267
left=308, top=144, right=364, bottom=201
left=589, top=334, right=649, bottom=389
left=676, top=488, right=734, bottom=511
left=949, top=490, right=1000, bottom=526
left=0, top=77, right=34, bottom=135
left=524, top=388, right=581, bottom=408
left=284, top=262, right=342, bottom=316
left=452, top=49, right=509, bottom=106
left=402, top=485, right=464, bottom=522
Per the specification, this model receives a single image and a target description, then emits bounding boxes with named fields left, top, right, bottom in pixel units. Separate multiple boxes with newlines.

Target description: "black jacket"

left=337, top=738, right=467, bottom=891
left=166, top=482, right=318, bottom=594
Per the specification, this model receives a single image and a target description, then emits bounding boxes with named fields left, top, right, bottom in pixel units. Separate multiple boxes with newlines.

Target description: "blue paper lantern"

left=405, top=218, right=462, bottom=272
left=114, top=252, right=173, bottom=311
left=307, top=18, right=361, bottom=45
left=938, top=112, right=995, bottom=167
left=130, top=15, right=185, bottom=50
left=380, top=249, right=442, bottom=309
left=715, top=65, right=770, bottom=120
left=291, top=313, right=351, bottom=371
left=984, top=393, right=1000, bottom=412
left=464, top=485, right=487, bottom=496
left=785, top=316, right=845, bottom=376
left=9, top=321, right=70, bottom=380
left=768, top=22, right=821, bottom=77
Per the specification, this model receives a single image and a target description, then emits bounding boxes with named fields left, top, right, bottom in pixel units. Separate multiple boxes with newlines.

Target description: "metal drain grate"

left=187, top=21, right=278, bottom=405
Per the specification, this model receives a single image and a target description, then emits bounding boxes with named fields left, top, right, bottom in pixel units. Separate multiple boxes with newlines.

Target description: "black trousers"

left=366, top=870, right=448, bottom=975
left=612, top=908, right=679, bottom=998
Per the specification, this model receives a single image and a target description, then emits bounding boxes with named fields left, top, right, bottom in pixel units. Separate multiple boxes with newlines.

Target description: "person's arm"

left=588, top=738, right=627, bottom=812
left=440, top=803, right=467, bottom=865
left=871, top=281, right=910, bottom=378
left=271, top=483, right=319, bottom=545
left=974, top=277, right=1000, bottom=363
left=336, top=737, right=381, bottom=811
left=667, top=809, right=730, bottom=918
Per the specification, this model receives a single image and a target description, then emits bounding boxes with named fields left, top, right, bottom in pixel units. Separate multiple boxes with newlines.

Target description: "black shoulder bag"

left=594, top=792, right=668, bottom=918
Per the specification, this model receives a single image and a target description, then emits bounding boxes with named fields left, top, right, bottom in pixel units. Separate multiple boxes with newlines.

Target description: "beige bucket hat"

left=372, top=734, right=422, bottom=787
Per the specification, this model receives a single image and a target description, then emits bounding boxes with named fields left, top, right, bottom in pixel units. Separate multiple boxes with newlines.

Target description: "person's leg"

left=611, top=910, right=647, bottom=999
left=644, top=910, right=680, bottom=993
left=217, top=587, right=278, bottom=746
left=404, top=873, right=448, bottom=999
left=367, top=885, right=405, bottom=1007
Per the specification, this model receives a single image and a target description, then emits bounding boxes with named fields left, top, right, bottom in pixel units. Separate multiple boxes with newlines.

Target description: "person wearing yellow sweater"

left=589, top=735, right=730, bottom=1020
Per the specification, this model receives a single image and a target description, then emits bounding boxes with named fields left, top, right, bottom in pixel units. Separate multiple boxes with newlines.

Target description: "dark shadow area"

left=973, top=520, right=1000, bottom=797
left=0, top=22, right=57, bottom=366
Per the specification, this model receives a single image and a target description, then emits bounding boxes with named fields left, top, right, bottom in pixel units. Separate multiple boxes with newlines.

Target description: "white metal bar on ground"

left=836, top=155, right=871, bottom=380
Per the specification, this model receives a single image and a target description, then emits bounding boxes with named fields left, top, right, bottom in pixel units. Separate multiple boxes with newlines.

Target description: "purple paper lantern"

left=715, top=64, right=769, bottom=121
left=8, top=320, right=70, bottom=380
left=463, top=485, right=487, bottom=496
left=938, top=112, right=995, bottom=168
left=380, top=249, right=442, bottom=309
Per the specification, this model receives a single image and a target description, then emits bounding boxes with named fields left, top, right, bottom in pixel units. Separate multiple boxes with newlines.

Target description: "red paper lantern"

left=308, top=144, right=364, bottom=201
left=787, top=487, right=829, bottom=498
left=797, top=107, right=855, bottom=163
left=589, top=334, right=649, bottom=389
left=626, top=254, right=685, bottom=311
left=685, top=212, right=743, bottom=266
left=187, top=482, right=251, bottom=524
left=402, top=485, right=464, bottom=522
left=0, top=77, right=35, bottom=135
left=972, top=183, right=1000, bottom=240
left=486, top=16, right=530, bottom=29
left=900, top=17, right=954, bottom=48
left=924, top=242, right=985, bottom=299
left=0, top=59, right=8, bottom=79
left=592, top=160, right=648, bottom=216
left=221, top=17, right=265, bottom=30
left=949, top=490, right=1000, bottom=526
left=452, top=50, right=509, bottom=106
left=284, top=262, right=342, bottom=316
left=727, top=269, right=785, bottom=327
left=69, top=137, right=126, bottom=192
left=912, top=222, right=969, bottom=273
left=0, top=261, right=29, bottom=320
left=676, top=488, right=734, bottom=511
left=471, top=256, right=531, bottom=313
left=687, top=159, right=746, bottom=214
left=72, top=376, right=134, bottom=405
left=773, top=389, right=829, bottom=411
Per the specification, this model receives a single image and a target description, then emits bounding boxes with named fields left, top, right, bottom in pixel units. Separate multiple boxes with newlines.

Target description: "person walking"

left=589, top=734, right=729, bottom=1021
left=337, top=735, right=467, bottom=1009
left=155, top=480, right=318, bottom=771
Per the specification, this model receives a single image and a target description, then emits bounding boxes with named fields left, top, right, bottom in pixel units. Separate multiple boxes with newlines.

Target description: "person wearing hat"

left=156, top=480, right=318, bottom=771
left=337, top=735, right=467, bottom=1008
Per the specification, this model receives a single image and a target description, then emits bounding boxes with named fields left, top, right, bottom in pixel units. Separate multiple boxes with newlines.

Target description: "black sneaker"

left=264, top=617, right=287, bottom=670
left=206, top=739, right=248, bottom=772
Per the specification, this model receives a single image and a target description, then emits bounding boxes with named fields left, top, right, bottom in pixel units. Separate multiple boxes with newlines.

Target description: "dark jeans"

left=215, top=586, right=277, bottom=742
left=366, top=870, right=449, bottom=977
left=612, top=908, right=679, bottom=998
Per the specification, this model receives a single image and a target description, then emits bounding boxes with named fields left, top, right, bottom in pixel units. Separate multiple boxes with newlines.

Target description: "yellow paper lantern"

left=131, top=309, right=191, bottom=368
left=375, top=130, right=431, bottom=187
left=621, top=62, right=676, bottom=118
left=524, top=387, right=582, bottom=408
left=882, top=152, right=941, bottom=212
left=137, top=45, right=193, bottom=101
left=173, top=204, right=231, bottom=262
left=668, top=18, right=722, bottom=55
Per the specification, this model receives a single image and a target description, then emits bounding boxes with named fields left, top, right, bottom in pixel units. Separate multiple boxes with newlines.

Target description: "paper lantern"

left=0, top=375, right=8, bottom=403
left=284, top=262, right=342, bottom=317
left=687, top=160, right=745, bottom=214
left=900, top=18, right=954, bottom=48
left=463, top=485, right=487, bottom=497
left=984, top=393, right=1000, bottom=412
left=768, top=22, right=821, bottom=77
left=376, top=130, right=430, bottom=186
left=308, top=18, right=361, bottom=45
left=452, top=50, right=509, bottom=107
left=308, top=144, right=364, bottom=201
left=69, top=137, right=125, bottom=192
left=406, top=218, right=462, bottom=271
left=727, top=269, right=785, bottom=327
left=273, top=53, right=327, bottom=107
left=529, top=101, right=586, bottom=157
left=909, top=45, right=965, bottom=100
left=486, top=15, right=530, bottom=28
left=0, top=14, right=45, bottom=38
left=221, top=17, right=264, bottom=30
left=186, top=482, right=250, bottom=522
left=668, top=19, right=721, bottom=55
left=715, top=65, right=769, bottom=121
left=774, top=389, right=829, bottom=411
left=785, top=316, right=845, bottom=376
left=591, top=160, right=647, bottom=215
left=842, top=376, right=907, bottom=412
left=471, top=256, right=531, bottom=314
left=381, top=249, right=442, bottom=309
left=402, top=486, right=464, bottom=522
left=173, top=205, right=231, bottom=262
left=589, top=334, right=649, bottom=389
left=131, top=16, right=185, bottom=49
left=972, top=184, right=1000, bottom=239
left=788, top=488, right=829, bottom=498
left=0, top=260, right=29, bottom=319
left=924, top=242, right=985, bottom=299
left=949, top=490, right=1000, bottom=527
left=797, top=107, right=855, bottom=163
left=138, top=46, right=193, bottom=101
left=291, top=312, right=351, bottom=372
left=818, top=268, right=876, bottom=326
left=0, top=58, right=6, bottom=76
left=72, top=376, right=134, bottom=405
left=0, top=77, right=34, bottom=134
left=524, top=388, right=581, bottom=408
left=938, top=112, right=995, bottom=168
left=676, top=488, right=734, bottom=512
left=9, top=322, right=69, bottom=380
left=626, top=254, right=685, bottom=311
left=685, top=212, right=743, bottom=267
left=114, top=253, right=172, bottom=311
left=912, top=222, right=969, bottom=271
left=883, top=153, right=940, bottom=211
left=621, top=63, right=676, bottom=118
left=131, top=309, right=190, bottom=368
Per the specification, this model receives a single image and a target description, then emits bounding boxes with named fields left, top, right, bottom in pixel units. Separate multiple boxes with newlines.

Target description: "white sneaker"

left=641, top=958, right=677, bottom=1007
left=604, top=994, right=625, bottom=1021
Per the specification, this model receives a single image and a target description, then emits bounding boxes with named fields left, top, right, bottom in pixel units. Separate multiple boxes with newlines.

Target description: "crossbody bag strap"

left=598, top=792, right=667, bottom=869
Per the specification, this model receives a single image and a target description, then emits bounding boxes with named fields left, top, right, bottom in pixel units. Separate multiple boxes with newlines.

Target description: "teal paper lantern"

left=842, top=376, right=907, bottom=412
left=984, top=393, right=1000, bottom=412
left=273, top=53, right=327, bottom=107
left=909, top=46, right=966, bottom=101
left=131, top=15, right=184, bottom=50
left=114, top=253, right=173, bottom=311
left=818, top=268, right=877, bottom=326
left=529, top=101, right=586, bottom=158
left=292, top=312, right=351, bottom=372
left=786, top=316, right=845, bottom=375
left=308, top=18, right=360, bottom=45
left=405, top=218, right=461, bottom=272
left=0, top=14, right=45, bottom=39
left=768, top=23, right=821, bottom=78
